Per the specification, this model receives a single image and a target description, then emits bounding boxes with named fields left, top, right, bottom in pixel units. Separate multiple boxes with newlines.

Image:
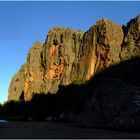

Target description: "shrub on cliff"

left=124, top=39, right=133, bottom=48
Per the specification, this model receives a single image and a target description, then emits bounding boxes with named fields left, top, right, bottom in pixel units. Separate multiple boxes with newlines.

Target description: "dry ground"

left=0, top=121, right=140, bottom=139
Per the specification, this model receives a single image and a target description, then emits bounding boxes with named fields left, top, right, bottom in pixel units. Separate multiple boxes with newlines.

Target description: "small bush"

left=2, top=100, right=28, bottom=120
left=51, top=27, right=63, bottom=32
left=71, top=45, right=76, bottom=53
left=124, top=39, right=133, bottom=47
left=15, top=78, right=19, bottom=82
left=0, top=103, right=2, bottom=113
left=28, top=93, right=62, bottom=121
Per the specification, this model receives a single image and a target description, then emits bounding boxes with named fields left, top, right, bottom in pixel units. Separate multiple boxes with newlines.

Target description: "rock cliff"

left=74, top=79, right=140, bottom=130
left=9, top=28, right=84, bottom=101
left=8, top=15, right=140, bottom=101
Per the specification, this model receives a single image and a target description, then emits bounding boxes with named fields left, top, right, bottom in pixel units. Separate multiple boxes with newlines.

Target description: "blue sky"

left=0, top=1, right=140, bottom=104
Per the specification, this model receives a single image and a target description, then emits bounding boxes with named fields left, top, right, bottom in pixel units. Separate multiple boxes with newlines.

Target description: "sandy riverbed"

left=0, top=121, right=140, bottom=139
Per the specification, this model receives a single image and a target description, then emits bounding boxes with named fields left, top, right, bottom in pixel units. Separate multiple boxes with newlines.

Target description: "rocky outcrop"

left=121, top=15, right=140, bottom=61
left=9, top=15, right=140, bottom=101
left=77, top=19, right=123, bottom=81
left=9, top=28, right=84, bottom=101
left=8, top=42, right=44, bottom=100
left=74, top=80, right=140, bottom=130
left=42, top=27, right=83, bottom=85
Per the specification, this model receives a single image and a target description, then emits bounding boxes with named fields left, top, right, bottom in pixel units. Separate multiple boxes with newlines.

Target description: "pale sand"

left=0, top=121, right=140, bottom=139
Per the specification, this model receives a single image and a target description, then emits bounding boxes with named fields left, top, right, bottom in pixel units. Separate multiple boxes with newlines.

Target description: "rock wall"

left=9, top=28, right=84, bottom=100
left=8, top=15, right=140, bottom=101
left=77, top=19, right=123, bottom=81
left=75, top=80, right=140, bottom=130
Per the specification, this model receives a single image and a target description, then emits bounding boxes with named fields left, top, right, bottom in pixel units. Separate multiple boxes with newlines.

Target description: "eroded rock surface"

left=77, top=19, right=123, bottom=81
left=9, top=28, right=84, bottom=100
left=9, top=15, right=140, bottom=101
left=121, top=15, right=140, bottom=61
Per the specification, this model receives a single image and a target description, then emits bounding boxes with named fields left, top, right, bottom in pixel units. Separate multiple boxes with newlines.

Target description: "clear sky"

left=0, top=1, right=140, bottom=104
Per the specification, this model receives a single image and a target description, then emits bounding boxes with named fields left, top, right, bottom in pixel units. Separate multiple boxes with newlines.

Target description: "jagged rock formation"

left=9, top=15, right=140, bottom=101
left=9, top=28, right=84, bottom=101
left=77, top=19, right=123, bottom=80
left=121, top=15, right=140, bottom=61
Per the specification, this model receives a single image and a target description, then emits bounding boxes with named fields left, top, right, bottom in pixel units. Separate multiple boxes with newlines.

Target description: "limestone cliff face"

left=8, top=15, right=140, bottom=101
left=77, top=19, right=123, bottom=81
left=9, top=27, right=84, bottom=100
left=8, top=42, right=43, bottom=101
left=121, top=15, right=140, bottom=61
left=42, top=27, right=83, bottom=86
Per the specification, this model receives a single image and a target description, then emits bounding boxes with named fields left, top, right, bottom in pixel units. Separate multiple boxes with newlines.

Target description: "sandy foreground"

left=0, top=121, right=140, bottom=139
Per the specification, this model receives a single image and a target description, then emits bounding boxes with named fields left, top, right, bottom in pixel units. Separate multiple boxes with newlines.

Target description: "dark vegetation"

left=124, top=39, right=133, bottom=47
left=0, top=89, right=91, bottom=121
left=1, top=57, right=140, bottom=122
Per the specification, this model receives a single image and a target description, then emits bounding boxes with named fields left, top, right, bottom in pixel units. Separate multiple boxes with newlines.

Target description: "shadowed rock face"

left=74, top=80, right=140, bottom=130
left=8, top=15, right=140, bottom=101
